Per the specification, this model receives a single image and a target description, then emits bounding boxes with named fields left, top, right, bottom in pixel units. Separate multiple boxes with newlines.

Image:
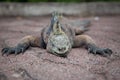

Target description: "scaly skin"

left=1, top=12, right=112, bottom=57
left=47, top=26, right=72, bottom=56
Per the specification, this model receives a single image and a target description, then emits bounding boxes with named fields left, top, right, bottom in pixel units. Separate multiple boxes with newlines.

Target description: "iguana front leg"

left=73, top=35, right=112, bottom=57
left=1, top=36, right=45, bottom=56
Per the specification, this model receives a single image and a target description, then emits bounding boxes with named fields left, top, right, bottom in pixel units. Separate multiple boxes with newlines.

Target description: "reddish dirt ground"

left=0, top=16, right=120, bottom=80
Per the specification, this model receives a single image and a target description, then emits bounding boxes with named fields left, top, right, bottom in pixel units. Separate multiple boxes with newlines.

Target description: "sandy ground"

left=0, top=16, right=120, bottom=80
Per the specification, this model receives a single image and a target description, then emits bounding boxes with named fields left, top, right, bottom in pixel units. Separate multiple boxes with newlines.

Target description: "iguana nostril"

left=58, top=47, right=66, bottom=51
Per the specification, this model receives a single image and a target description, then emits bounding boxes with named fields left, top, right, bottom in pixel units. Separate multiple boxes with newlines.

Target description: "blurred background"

left=0, top=1, right=120, bottom=80
left=0, top=0, right=120, bottom=2
left=0, top=0, right=120, bottom=16
left=0, top=1, right=120, bottom=17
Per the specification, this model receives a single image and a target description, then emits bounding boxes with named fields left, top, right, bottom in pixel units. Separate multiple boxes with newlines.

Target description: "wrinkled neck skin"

left=47, top=20, right=72, bottom=57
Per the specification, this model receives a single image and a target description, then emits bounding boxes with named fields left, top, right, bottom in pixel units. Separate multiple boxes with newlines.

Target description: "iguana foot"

left=87, top=44, right=112, bottom=57
left=1, top=44, right=29, bottom=56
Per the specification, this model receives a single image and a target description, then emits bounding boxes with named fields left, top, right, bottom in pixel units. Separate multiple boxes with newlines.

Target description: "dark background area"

left=0, top=0, right=120, bottom=2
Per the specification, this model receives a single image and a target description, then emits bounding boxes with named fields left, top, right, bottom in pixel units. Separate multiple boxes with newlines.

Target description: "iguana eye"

left=52, top=43, right=55, bottom=47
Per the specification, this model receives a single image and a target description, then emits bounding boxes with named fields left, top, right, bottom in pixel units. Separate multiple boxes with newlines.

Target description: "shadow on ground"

left=0, top=16, right=120, bottom=80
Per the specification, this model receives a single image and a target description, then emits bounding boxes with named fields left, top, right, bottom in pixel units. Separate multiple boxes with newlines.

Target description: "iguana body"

left=1, top=12, right=112, bottom=57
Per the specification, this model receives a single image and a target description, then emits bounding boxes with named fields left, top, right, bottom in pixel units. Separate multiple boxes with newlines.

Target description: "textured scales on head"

left=47, top=11, right=72, bottom=57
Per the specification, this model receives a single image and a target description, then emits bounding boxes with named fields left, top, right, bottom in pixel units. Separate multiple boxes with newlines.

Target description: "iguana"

left=1, top=12, right=112, bottom=57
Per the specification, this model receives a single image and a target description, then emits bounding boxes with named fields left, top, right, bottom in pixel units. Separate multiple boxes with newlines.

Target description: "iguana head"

left=47, top=12, right=72, bottom=57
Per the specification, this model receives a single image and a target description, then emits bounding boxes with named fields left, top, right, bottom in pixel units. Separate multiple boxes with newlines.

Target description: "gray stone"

left=0, top=2, right=120, bottom=16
